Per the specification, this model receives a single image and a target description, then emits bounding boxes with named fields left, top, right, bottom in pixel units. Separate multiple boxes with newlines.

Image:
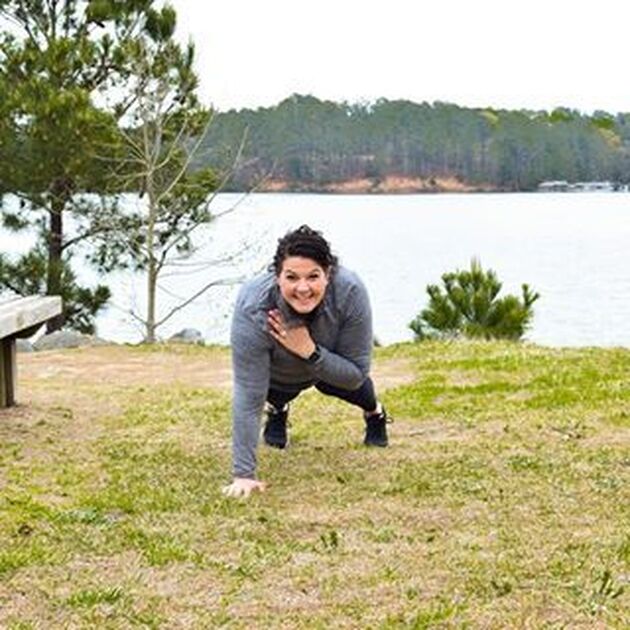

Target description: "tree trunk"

left=145, top=260, right=157, bottom=343
left=144, top=179, right=158, bottom=343
left=46, top=177, right=70, bottom=333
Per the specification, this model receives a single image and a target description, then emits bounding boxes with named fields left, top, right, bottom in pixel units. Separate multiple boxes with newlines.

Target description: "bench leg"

left=1, top=337, right=16, bottom=407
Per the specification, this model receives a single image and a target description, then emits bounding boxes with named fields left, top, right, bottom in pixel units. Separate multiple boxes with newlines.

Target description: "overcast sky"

left=171, top=0, right=629, bottom=115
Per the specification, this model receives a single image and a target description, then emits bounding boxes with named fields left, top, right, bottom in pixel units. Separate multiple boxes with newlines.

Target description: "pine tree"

left=409, top=259, right=540, bottom=341
left=0, top=0, right=188, bottom=332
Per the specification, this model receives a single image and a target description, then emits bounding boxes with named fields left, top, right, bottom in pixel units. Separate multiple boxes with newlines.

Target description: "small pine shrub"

left=409, top=259, right=539, bottom=341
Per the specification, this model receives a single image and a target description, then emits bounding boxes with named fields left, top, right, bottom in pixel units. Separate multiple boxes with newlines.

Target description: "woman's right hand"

left=221, top=477, right=266, bottom=498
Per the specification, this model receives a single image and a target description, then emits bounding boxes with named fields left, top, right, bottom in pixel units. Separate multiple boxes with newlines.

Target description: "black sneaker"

left=263, top=404, right=289, bottom=449
left=364, top=407, right=390, bottom=447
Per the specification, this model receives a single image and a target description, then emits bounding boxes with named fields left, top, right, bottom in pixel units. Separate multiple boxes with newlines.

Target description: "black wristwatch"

left=306, top=344, right=321, bottom=364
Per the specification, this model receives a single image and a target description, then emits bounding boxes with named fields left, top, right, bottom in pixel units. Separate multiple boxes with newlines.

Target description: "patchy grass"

left=0, top=341, right=628, bottom=627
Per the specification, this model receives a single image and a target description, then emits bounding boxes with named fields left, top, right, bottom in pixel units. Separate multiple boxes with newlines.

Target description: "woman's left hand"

left=267, top=309, right=316, bottom=359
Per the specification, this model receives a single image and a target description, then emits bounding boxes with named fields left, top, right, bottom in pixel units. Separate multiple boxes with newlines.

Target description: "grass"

left=0, top=340, right=628, bottom=627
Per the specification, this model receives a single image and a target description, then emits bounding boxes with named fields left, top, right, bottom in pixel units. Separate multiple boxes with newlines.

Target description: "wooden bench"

left=0, top=296, right=62, bottom=407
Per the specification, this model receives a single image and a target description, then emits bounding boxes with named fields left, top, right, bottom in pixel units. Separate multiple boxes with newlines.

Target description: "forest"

left=199, top=94, right=630, bottom=192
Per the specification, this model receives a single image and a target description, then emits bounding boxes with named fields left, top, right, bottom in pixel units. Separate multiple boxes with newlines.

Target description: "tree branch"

left=159, top=239, right=259, bottom=277
left=156, top=126, right=249, bottom=264
left=154, top=110, right=216, bottom=205
left=154, top=275, right=246, bottom=329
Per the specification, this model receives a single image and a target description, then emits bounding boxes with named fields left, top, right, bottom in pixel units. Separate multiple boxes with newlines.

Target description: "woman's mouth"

left=290, top=294, right=318, bottom=311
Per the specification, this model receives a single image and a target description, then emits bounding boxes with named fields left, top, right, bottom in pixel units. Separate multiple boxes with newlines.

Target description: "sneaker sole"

left=364, top=440, right=388, bottom=447
left=261, top=428, right=290, bottom=449
left=264, top=440, right=288, bottom=449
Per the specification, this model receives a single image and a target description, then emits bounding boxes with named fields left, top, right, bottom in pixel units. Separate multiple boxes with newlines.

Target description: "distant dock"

left=537, top=180, right=628, bottom=192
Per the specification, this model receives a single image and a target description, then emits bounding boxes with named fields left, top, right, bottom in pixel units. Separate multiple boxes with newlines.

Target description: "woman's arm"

left=312, top=282, right=373, bottom=389
left=229, top=296, right=272, bottom=482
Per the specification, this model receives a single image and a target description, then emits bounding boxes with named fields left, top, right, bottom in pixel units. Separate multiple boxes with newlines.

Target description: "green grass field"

left=0, top=341, right=628, bottom=628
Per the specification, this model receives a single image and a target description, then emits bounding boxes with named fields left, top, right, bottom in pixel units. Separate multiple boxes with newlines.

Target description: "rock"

left=16, top=339, right=34, bottom=353
left=168, top=328, right=205, bottom=345
left=33, top=330, right=111, bottom=351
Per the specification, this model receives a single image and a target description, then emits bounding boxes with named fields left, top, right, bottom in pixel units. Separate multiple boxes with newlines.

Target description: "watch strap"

left=306, top=344, right=321, bottom=364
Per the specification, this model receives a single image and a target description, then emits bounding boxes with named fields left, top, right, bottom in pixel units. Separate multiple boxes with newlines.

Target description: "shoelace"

left=365, top=409, right=393, bottom=423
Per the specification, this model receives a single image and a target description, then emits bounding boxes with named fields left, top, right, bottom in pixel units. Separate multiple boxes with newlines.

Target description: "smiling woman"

left=222, top=225, right=391, bottom=498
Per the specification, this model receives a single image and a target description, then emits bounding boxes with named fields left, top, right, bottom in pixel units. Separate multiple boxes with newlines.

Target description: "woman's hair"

left=270, top=225, right=338, bottom=274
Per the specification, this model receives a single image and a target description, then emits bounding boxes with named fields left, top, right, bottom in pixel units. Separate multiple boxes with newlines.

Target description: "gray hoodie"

left=230, top=266, right=373, bottom=478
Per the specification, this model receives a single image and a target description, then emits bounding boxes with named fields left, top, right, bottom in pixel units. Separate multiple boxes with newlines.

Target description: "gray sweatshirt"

left=230, top=266, right=373, bottom=478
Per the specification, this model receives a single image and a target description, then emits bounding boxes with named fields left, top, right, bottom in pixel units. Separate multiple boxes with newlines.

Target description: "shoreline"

left=255, top=175, right=499, bottom=194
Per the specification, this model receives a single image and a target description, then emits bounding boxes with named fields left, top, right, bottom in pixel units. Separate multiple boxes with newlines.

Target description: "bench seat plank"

left=0, top=296, right=62, bottom=339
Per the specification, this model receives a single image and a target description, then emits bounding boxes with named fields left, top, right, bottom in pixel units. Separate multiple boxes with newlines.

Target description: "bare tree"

left=90, top=19, right=264, bottom=342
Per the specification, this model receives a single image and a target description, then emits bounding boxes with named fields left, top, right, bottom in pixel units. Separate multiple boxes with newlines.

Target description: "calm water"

left=2, top=192, right=629, bottom=347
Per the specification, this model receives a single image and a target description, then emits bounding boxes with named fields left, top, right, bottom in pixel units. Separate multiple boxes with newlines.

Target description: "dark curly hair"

left=270, top=225, right=338, bottom=275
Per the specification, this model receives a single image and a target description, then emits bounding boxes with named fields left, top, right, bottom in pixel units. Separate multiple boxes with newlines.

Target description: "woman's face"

left=277, top=256, right=330, bottom=314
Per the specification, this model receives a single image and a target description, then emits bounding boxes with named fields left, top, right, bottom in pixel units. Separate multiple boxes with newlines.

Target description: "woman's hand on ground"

left=267, top=309, right=315, bottom=359
left=221, top=477, right=266, bottom=499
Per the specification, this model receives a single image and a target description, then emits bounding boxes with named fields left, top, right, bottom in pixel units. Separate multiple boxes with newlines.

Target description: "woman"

left=222, top=225, right=390, bottom=498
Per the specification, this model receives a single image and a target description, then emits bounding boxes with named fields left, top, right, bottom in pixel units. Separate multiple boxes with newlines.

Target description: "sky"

left=171, top=0, right=630, bottom=115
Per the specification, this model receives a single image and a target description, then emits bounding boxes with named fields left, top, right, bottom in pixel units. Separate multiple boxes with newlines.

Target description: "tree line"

left=199, top=94, right=630, bottom=191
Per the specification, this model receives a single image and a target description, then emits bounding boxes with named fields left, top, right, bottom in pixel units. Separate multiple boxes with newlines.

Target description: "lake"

left=1, top=192, right=629, bottom=347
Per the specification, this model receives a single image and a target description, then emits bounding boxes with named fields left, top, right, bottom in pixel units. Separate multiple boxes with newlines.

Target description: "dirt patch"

left=18, top=346, right=414, bottom=394
left=5, top=347, right=414, bottom=461
left=581, top=426, right=630, bottom=449
left=445, top=370, right=485, bottom=387
left=372, top=357, right=416, bottom=390
left=403, top=418, right=469, bottom=442
left=19, top=345, right=233, bottom=391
